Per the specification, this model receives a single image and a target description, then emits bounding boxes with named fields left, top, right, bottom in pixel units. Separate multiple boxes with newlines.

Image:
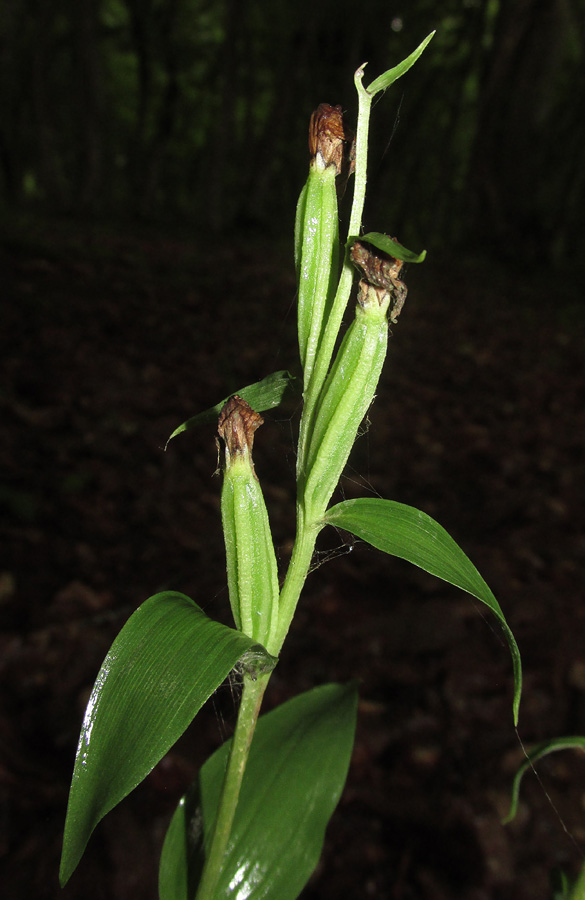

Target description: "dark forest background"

left=2, top=2, right=585, bottom=899
left=1, top=0, right=584, bottom=261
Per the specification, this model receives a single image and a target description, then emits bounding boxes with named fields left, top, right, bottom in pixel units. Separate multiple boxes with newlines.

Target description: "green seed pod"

left=301, top=280, right=393, bottom=521
left=295, top=104, right=351, bottom=392
left=218, top=396, right=280, bottom=652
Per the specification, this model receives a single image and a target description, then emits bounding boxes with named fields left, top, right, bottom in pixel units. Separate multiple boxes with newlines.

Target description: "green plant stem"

left=195, top=66, right=381, bottom=899
left=195, top=509, right=322, bottom=899
left=194, top=671, right=271, bottom=900
left=275, top=507, right=322, bottom=654
left=348, top=65, right=373, bottom=239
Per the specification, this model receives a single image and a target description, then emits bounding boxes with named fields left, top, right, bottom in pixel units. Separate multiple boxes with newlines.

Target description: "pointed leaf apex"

left=366, top=32, right=435, bottom=96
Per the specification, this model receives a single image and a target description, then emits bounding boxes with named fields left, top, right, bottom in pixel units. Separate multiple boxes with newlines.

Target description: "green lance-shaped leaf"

left=218, top=396, right=280, bottom=654
left=366, top=31, right=435, bottom=96
left=301, top=277, right=396, bottom=521
left=165, top=370, right=298, bottom=447
left=60, top=591, right=276, bottom=887
left=295, top=104, right=352, bottom=391
left=503, top=736, right=585, bottom=824
left=323, top=498, right=522, bottom=724
left=159, top=682, right=358, bottom=900
left=361, top=231, right=426, bottom=264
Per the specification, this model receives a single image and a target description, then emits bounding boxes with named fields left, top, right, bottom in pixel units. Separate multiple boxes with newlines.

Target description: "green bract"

left=165, top=370, right=298, bottom=446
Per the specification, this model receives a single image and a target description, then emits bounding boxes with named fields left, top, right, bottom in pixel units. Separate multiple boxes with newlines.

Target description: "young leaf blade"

left=324, top=498, right=522, bottom=724
left=360, top=232, right=426, bottom=263
left=159, top=682, right=358, bottom=900
left=60, top=591, right=276, bottom=887
left=165, top=370, right=298, bottom=446
left=366, top=32, right=436, bottom=96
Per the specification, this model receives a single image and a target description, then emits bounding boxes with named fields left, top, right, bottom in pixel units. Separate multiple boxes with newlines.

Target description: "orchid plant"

left=60, top=33, right=522, bottom=899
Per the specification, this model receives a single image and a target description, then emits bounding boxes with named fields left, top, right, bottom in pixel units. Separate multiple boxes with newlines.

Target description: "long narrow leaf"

left=165, top=370, right=298, bottom=446
left=60, top=591, right=276, bottom=886
left=159, top=682, right=358, bottom=900
left=324, top=498, right=522, bottom=724
left=503, top=737, right=585, bottom=824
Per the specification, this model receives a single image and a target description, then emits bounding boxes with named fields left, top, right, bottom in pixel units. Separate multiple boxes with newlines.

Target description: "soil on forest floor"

left=1, top=217, right=585, bottom=900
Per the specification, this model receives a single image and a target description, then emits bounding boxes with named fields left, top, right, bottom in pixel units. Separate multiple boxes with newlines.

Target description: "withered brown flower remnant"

left=218, top=396, right=264, bottom=470
left=351, top=240, right=408, bottom=323
left=308, top=103, right=353, bottom=175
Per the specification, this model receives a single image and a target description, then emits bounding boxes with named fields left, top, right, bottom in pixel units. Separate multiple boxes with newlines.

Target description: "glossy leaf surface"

left=60, top=591, right=275, bottom=886
left=324, top=498, right=522, bottom=723
left=159, top=682, right=358, bottom=900
left=166, top=370, right=297, bottom=446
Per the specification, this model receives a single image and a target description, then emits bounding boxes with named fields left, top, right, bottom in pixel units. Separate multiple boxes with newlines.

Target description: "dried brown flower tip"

left=356, top=279, right=387, bottom=311
left=350, top=240, right=403, bottom=289
left=351, top=240, right=408, bottom=323
left=218, top=396, right=264, bottom=464
left=308, top=103, right=352, bottom=174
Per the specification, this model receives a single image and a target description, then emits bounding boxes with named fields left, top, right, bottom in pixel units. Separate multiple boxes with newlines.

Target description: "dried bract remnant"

left=351, top=240, right=408, bottom=324
left=356, top=280, right=387, bottom=311
left=218, top=396, right=263, bottom=466
left=308, top=103, right=353, bottom=175
left=350, top=240, right=404, bottom=289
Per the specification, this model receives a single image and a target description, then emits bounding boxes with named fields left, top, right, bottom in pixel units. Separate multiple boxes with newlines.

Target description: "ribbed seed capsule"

left=218, top=396, right=279, bottom=652
left=301, top=281, right=392, bottom=521
left=295, top=104, right=351, bottom=391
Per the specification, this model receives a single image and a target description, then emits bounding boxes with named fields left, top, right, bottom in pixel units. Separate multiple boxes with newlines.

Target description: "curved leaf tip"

left=366, top=32, right=436, bottom=96
left=324, top=498, right=522, bottom=725
left=60, top=592, right=273, bottom=886
left=503, top=736, right=585, bottom=825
